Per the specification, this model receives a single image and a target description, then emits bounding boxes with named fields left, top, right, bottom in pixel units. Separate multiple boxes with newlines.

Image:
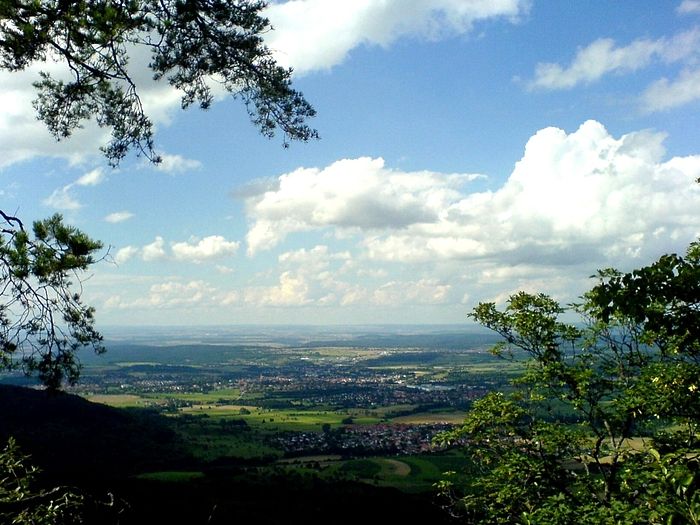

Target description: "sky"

left=1, top=0, right=700, bottom=326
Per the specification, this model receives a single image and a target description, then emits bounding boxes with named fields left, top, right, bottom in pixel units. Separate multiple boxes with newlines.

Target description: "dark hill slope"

left=0, top=384, right=186, bottom=482
left=118, top=476, right=454, bottom=525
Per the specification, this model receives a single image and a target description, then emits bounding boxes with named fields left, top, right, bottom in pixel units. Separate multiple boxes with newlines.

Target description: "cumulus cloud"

left=279, top=245, right=351, bottom=269
left=244, top=157, right=483, bottom=254
left=114, top=246, right=139, bottom=265
left=105, top=280, right=217, bottom=309
left=244, top=271, right=313, bottom=306
left=362, top=121, right=700, bottom=266
left=264, top=0, right=528, bottom=75
left=243, top=245, right=341, bottom=306
left=154, top=153, right=203, bottom=174
left=0, top=37, right=190, bottom=168
left=246, top=121, right=700, bottom=276
left=142, top=236, right=167, bottom=261
left=148, top=280, right=215, bottom=307
left=529, top=28, right=700, bottom=90
left=104, top=211, right=135, bottom=223
left=239, top=245, right=459, bottom=308
left=372, top=279, right=452, bottom=305
left=240, top=245, right=361, bottom=307
left=117, top=235, right=240, bottom=263
left=171, top=236, right=240, bottom=262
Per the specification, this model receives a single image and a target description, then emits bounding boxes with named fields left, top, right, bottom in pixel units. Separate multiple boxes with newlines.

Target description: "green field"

left=86, top=394, right=159, bottom=407
left=317, top=452, right=473, bottom=492
left=136, top=471, right=206, bottom=482
left=391, top=411, right=467, bottom=425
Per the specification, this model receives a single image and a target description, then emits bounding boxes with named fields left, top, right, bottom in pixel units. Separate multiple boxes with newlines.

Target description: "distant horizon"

left=98, top=322, right=490, bottom=336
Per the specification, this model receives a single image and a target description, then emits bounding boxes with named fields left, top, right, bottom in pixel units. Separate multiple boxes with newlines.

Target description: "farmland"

left=54, top=326, right=509, bottom=491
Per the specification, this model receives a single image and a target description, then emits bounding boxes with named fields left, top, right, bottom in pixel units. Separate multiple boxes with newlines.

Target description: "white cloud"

left=245, top=157, right=482, bottom=254
left=372, top=279, right=452, bottom=306
left=529, top=28, right=700, bottom=90
left=279, top=245, right=350, bottom=270
left=120, top=235, right=241, bottom=263
left=361, top=121, right=700, bottom=266
left=246, top=121, right=700, bottom=277
left=641, top=67, right=700, bottom=111
left=678, top=1, right=700, bottom=14
left=43, top=186, right=81, bottom=210
left=97, top=120, right=700, bottom=319
left=104, top=211, right=135, bottom=223
left=114, top=246, right=139, bottom=265
left=142, top=236, right=167, bottom=261
left=154, top=153, right=203, bottom=174
left=264, top=0, right=529, bottom=75
left=75, top=168, right=106, bottom=186
left=148, top=280, right=215, bottom=307
left=0, top=65, right=111, bottom=168
left=171, top=235, right=240, bottom=262
left=220, top=290, right=239, bottom=305
left=244, top=271, right=312, bottom=306
left=239, top=245, right=460, bottom=308
left=241, top=245, right=362, bottom=307
left=105, top=280, right=217, bottom=309
left=0, top=44, right=184, bottom=168
left=43, top=167, right=107, bottom=210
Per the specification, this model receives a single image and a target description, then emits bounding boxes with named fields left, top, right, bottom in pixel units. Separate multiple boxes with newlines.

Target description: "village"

left=270, top=422, right=455, bottom=457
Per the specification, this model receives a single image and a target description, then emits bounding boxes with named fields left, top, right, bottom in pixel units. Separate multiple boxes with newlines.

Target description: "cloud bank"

left=245, top=157, right=483, bottom=254
left=101, top=120, right=700, bottom=318
left=246, top=121, right=700, bottom=271
left=117, top=235, right=240, bottom=264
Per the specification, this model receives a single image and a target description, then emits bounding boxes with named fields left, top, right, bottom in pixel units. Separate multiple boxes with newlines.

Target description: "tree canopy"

left=436, top=241, right=700, bottom=524
left=0, top=0, right=318, bottom=165
left=0, top=212, right=103, bottom=391
left=0, top=437, right=85, bottom=524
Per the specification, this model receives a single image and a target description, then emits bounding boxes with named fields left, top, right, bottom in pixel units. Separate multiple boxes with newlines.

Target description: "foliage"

left=0, top=0, right=318, bottom=165
left=0, top=437, right=85, bottom=524
left=0, top=211, right=103, bottom=390
left=436, top=242, right=700, bottom=524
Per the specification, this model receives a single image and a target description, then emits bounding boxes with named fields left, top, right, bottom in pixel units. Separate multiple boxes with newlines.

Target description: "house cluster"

left=270, top=423, right=456, bottom=457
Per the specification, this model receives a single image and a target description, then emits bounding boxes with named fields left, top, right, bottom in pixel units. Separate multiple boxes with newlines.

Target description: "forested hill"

left=0, top=385, right=185, bottom=482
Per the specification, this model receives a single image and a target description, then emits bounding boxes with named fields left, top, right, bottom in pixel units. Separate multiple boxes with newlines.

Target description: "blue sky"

left=2, top=0, right=700, bottom=325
